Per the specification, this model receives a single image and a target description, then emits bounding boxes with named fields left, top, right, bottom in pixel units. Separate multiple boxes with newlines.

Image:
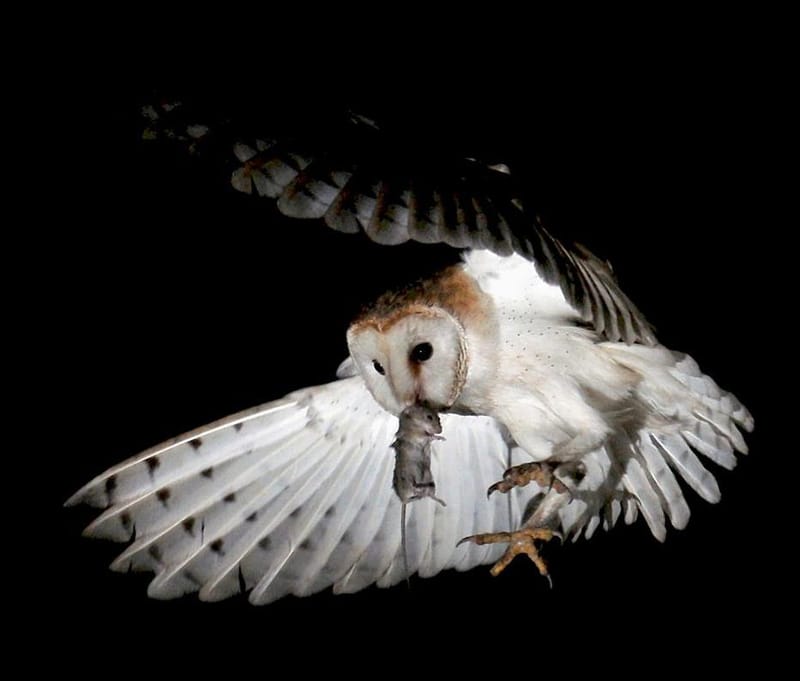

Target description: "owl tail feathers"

left=597, top=344, right=753, bottom=540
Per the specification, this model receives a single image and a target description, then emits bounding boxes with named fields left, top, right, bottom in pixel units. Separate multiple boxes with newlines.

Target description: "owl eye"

left=411, top=342, right=433, bottom=362
left=372, top=360, right=386, bottom=375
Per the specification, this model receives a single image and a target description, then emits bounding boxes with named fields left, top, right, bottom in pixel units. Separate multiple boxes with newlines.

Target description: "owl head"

left=346, top=305, right=468, bottom=416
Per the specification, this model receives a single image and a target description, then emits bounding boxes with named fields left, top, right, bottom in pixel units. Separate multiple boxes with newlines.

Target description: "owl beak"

left=413, top=395, right=445, bottom=412
left=394, top=393, right=422, bottom=415
left=395, top=384, right=444, bottom=414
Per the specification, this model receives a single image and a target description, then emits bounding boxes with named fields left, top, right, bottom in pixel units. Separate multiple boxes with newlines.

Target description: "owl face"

left=346, top=307, right=468, bottom=416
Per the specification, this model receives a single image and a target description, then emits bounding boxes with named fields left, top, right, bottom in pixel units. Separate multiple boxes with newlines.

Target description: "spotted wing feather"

left=68, top=377, right=535, bottom=604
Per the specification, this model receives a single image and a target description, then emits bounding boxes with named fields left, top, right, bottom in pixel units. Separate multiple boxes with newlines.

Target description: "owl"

left=67, top=101, right=753, bottom=604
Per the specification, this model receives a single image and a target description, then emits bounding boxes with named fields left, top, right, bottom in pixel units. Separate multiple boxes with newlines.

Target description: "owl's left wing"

left=67, top=376, right=535, bottom=604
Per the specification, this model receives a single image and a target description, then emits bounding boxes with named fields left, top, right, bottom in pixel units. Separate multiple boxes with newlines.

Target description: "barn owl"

left=67, top=101, right=753, bottom=604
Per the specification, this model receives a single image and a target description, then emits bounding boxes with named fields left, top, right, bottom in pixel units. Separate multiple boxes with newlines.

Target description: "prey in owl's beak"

left=391, top=402, right=447, bottom=585
left=391, top=403, right=446, bottom=506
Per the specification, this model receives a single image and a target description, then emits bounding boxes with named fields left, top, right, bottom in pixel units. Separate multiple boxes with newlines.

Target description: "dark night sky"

left=44, top=50, right=783, bottom=670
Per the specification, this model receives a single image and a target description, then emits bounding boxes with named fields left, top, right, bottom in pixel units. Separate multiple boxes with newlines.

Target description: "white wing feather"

left=68, top=376, right=535, bottom=604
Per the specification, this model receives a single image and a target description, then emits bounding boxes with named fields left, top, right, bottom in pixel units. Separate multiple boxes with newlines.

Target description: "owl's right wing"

left=67, top=376, right=536, bottom=605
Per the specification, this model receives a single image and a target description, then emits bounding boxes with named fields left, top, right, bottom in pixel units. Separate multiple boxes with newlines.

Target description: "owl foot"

left=486, top=462, right=570, bottom=499
left=457, top=528, right=561, bottom=584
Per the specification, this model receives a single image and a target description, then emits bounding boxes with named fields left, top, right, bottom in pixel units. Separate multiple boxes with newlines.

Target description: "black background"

left=43, top=38, right=783, bottom=671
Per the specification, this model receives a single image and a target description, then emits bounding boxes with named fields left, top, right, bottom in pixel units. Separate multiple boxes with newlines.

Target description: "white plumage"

left=68, top=249, right=752, bottom=603
left=68, top=373, right=537, bottom=604
left=70, top=104, right=753, bottom=603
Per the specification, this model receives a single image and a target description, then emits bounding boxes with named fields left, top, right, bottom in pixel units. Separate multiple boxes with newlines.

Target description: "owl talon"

left=458, top=527, right=559, bottom=580
left=486, top=462, right=571, bottom=499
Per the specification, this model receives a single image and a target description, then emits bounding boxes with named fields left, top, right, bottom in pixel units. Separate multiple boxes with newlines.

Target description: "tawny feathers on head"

left=350, top=265, right=492, bottom=334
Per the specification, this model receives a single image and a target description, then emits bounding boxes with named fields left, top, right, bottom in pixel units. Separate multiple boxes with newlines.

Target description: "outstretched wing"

left=67, top=376, right=537, bottom=604
left=144, top=101, right=655, bottom=345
